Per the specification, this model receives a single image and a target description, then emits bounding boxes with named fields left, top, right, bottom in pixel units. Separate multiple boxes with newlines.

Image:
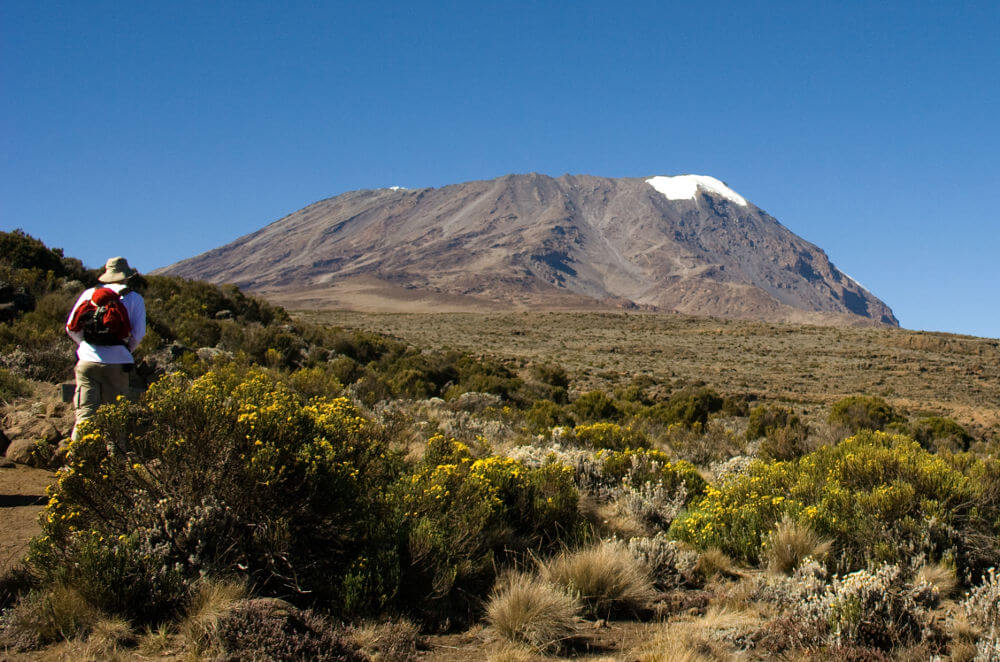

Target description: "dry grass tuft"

left=179, top=577, right=247, bottom=655
left=485, top=572, right=581, bottom=652
left=539, top=541, right=657, bottom=619
left=694, top=548, right=737, bottom=581
left=137, top=623, right=174, bottom=656
left=764, top=516, right=832, bottom=575
left=631, top=607, right=760, bottom=661
left=914, top=562, right=957, bottom=598
left=83, top=616, right=134, bottom=659
left=485, top=641, right=551, bottom=662
left=345, top=618, right=420, bottom=661
left=0, top=583, right=104, bottom=650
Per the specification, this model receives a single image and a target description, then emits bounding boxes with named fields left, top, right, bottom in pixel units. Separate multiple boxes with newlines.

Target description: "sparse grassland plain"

left=299, top=310, right=1000, bottom=437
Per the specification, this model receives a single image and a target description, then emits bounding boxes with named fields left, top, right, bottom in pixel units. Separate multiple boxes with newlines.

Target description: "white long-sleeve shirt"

left=66, top=283, right=146, bottom=364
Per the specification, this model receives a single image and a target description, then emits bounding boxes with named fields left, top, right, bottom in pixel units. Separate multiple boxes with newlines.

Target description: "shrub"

left=796, top=564, right=931, bottom=651
left=764, top=516, right=831, bottom=575
left=571, top=390, right=622, bottom=422
left=669, top=431, right=997, bottom=576
left=540, top=541, right=656, bottom=619
left=572, top=422, right=649, bottom=450
left=597, top=448, right=706, bottom=502
left=286, top=364, right=344, bottom=400
left=0, top=583, right=104, bottom=650
left=625, top=533, right=700, bottom=590
left=401, top=438, right=582, bottom=621
left=640, top=387, right=723, bottom=429
left=0, top=367, right=31, bottom=402
left=181, top=579, right=248, bottom=656
left=213, top=598, right=364, bottom=661
left=910, top=416, right=973, bottom=452
left=486, top=573, right=581, bottom=652
left=963, top=567, right=1000, bottom=632
left=828, top=395, right=901, bottom=433
left=523, top=400, right=573, bottom=433
left=29, top=366, right=403, bottom=621
left=529, top=363, right=569, bottom=390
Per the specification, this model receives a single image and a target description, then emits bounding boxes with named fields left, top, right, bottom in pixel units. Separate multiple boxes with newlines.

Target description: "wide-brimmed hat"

left=98, top=256, right=139, bottom=283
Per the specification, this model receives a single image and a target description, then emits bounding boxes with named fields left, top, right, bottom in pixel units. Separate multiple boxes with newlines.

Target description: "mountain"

left=158, top=173, right=898, bottom=326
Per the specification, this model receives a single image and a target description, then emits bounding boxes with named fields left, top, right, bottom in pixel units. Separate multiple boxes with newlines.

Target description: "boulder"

left=5, top=438, right=41, bottom=466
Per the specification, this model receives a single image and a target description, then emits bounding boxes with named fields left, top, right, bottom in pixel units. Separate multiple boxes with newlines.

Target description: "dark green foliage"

left=0, top=229, right=87, bottom=281
left=0, top=367, right=31, bottom=401
left=524, top=399, right=574, bottom=433
left=638, top=386, right=723, bottom=428
left=572, top=390, right=622, bottom=422
left=828, top=395, right=902, bottom=433
left=747, top=405, right=801, bottom=440
left=529, top=362, right=569, bottom=389
left=747, top=405, right=810, bottom=461
left=910, top=416, right=973, bottom=452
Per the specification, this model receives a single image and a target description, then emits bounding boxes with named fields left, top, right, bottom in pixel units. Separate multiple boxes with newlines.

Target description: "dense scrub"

left=5, top=231, right=1000, bottom=660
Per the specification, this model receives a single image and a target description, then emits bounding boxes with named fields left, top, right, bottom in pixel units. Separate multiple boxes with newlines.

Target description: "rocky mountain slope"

left=159, top=173, right=898, bottom=326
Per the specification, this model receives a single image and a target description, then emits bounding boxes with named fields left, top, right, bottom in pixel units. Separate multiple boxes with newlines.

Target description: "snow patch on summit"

left=646, top=175, right=748, bottom=206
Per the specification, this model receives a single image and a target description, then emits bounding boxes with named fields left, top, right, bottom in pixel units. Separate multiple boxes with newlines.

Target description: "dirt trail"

left=0, top=465, right=53, bottom=572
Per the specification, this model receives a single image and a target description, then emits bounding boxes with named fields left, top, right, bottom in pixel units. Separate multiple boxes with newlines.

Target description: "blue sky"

left=2, top=1, right=998, bottom=337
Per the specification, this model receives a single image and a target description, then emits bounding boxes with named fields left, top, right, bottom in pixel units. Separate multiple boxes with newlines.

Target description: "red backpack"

left=67, top=287, right=132, bottom=346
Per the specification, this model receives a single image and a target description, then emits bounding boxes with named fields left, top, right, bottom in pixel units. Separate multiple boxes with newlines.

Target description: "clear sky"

left=2, top=1, right=998, bottom=338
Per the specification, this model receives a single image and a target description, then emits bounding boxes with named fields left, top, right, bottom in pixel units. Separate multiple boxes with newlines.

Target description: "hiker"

left=65, top=256, right=146, bottom=441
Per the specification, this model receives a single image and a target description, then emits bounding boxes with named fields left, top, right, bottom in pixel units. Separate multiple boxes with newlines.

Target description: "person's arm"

left=65, top=290, right=90, bottom=345
left=126, top=293, right=146, bottom=352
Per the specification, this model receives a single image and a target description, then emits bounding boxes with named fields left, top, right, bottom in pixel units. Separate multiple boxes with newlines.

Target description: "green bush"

left=529, top=363, right=569, bottom=389
left=0, top=229, right=87, bottom=280
left=523, top=400, right=573, bottom=433
left=747, top=405, right=810, bottom=461
left=910, top=416, right=972, bottom=452
left=30, top=365, right=403, bottom=621
left=747, top=405, right=803, bottom=441
left=571, top=391, right=622, bottom=422
left=669, top=430, right=999, bottom=577
left=637, top=386, right=723, bottom=428
left=400, top=436, right=582, bottom=622
left=0, top=367, right=31, bottom=401
left=828, top=395, right=901, bottom=433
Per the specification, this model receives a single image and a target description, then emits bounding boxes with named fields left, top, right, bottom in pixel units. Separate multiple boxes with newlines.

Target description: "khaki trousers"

left=72, top=361, right=131, bottom=441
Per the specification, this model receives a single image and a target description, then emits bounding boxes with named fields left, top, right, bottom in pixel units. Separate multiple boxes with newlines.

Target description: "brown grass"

left=179, top=578, right=247, bottom=655
left=914, top=562, right=958, bottom=598
left=539, top=541, right=657, bottom=619
left=300, top=310, right=1000, bottom=438
left=485, top=572, right=581, bottom=652
left=764, top=516, right=832, bottom=575
left=345, top=618, right=420, bottom=661
left=694, top=548, right=738, bottom=581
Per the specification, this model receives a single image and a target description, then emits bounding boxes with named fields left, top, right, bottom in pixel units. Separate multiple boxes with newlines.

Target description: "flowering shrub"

left=572, top=423, right=649, bottom=450
left=597, top=448, right=705, bottom=502
left=669, top=431, right=998, bottom=575
left=400, top=436, right=582, bottom=621
left=30, top=366, right=403, bottom=621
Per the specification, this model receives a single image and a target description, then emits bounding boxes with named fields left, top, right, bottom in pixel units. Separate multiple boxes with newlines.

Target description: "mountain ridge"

left=159, top=172, right=898, bottom=327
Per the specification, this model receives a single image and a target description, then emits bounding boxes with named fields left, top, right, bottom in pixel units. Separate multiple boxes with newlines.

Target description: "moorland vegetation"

left=1, top=228, right=998, bottom=661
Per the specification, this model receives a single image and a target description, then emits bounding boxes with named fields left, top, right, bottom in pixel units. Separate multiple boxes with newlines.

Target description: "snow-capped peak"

left=645, top=175, right=748, bottom=206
